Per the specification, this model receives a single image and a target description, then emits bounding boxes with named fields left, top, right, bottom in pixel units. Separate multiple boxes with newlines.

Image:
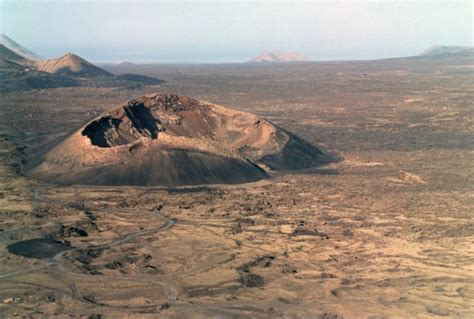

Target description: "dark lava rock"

left=59, top=225, right=89, bottom=237
left=82, top=265, right=102, bottom=275
left=151, top=203, right=164, bottom=211
left=75, top=248, right=103, bottom=264
left=7, top=238, right=71, bottom=259
left=230, top=223, right=243, bottom=234
left=238, top=255, right=275, bottom=273
left=84, top=209, right=97, bottom=221
left=105, top=261, right=123, bottom=269
left=342, top=229, right=353, bottom=237
left=33, top=207, right=49, bottom=218
left=234, top=218, right=255, bottom=225
left=292, top=228, right=329, bottom=239
left=159, top=303, right=171, bottom=310
left=282, top=265, right=298, bottom=274
left=239, top=273, right=264, bottom=288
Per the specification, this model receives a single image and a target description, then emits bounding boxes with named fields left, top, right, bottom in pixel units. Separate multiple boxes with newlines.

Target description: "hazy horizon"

left=1, top=0, right=472, bottom=63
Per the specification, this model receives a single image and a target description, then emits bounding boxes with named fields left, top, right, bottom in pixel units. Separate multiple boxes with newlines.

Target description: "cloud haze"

left=1, top=0, right=472, bottom=62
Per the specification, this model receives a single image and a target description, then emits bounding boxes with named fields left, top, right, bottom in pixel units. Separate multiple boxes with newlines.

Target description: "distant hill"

left=35, top=53, right=112, bottom=77
left=0, top=40, right=112, bottom=78
left=0, top=37, right=164, bottom=92
left=0, top=44, right=28, bottom=66
left=0, top=44, right=37, bottom=72
left=420, top=46, right=473, bottom=57
left=0, top=45, right=79, bottom=92
left=0, top=34, right=43, bottom=60
left=248, top=51, right=310, bottom=63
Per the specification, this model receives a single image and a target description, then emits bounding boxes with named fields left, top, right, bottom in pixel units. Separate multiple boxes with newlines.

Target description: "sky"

left=1, top=0, right=472, bottom=63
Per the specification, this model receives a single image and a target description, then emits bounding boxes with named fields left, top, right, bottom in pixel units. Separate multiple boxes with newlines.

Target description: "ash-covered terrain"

left=0, top=45, right=473, bottom=318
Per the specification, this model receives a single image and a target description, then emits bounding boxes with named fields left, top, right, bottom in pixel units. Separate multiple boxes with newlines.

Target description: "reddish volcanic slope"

left=25, top=93, right=334, bottom=186
left=34, top=53, right=112, bottom=77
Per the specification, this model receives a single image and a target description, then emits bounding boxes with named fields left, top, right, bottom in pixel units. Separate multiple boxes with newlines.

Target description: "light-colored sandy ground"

left=1, top=138, right=472, bottom=318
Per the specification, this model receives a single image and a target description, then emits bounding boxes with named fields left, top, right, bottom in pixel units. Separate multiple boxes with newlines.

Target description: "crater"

left=82, top=102, right=160, bottom=148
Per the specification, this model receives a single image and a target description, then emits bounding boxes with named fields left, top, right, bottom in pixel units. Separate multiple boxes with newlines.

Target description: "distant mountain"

left=0, top=34, right=43, bottom=60
left=0, top=38, right=164, bottom=92
left=248, top=51, right=310, bottom=63
left=0, top=39, right=112, bottom=78
left=35, top=53, right=112, bottom=77
left=0, top=44, right=28, bottom=66
left=420, top=46, right=473, bottom=57
left=0, top=44, right=36, bottom=71
left=0, top=45, right=79, bottom=92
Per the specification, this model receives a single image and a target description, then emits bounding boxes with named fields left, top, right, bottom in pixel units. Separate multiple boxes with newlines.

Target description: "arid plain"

left=1, top=55, right=473, bottom=318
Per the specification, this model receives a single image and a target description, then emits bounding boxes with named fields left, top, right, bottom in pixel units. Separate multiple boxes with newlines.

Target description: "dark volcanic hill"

left=0, top=34, right=43, bottom=60
left=0, top=44, right=31, bottom=71
left=0, top=45, right=79, bottom=92
left=0, top=38, right=112, bottom=78
left=0, top=37, right=163, bottom=92
left=25, top=93, right=334, bottom=186
left=0, top=44, right=29, bottom=64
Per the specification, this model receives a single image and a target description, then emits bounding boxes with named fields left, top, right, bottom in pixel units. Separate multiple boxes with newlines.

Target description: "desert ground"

left=0, top=56, right=473, bottom=318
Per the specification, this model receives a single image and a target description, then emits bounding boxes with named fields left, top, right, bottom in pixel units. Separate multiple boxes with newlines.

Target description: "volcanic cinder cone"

left=25, top=93, right=335, bottom=186
left=34, top=53, right=112, bottom=77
